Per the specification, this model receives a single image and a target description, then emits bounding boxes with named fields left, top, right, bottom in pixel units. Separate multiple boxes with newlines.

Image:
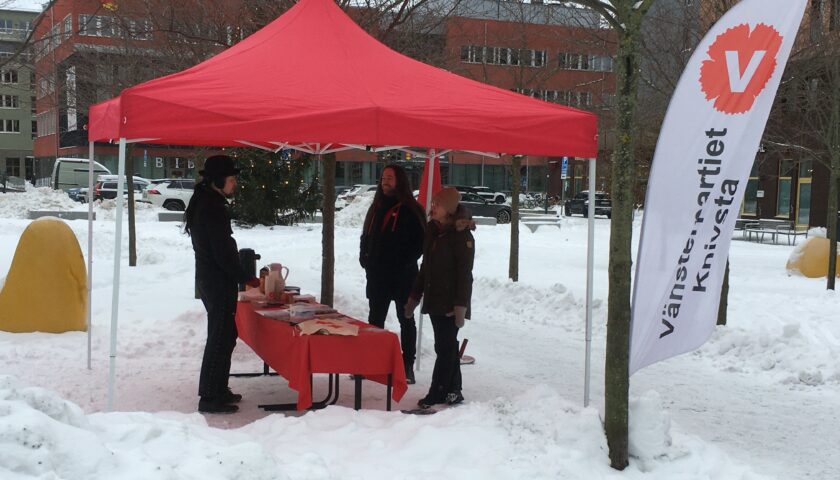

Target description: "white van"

left=51, top=158, right=111, bottom=191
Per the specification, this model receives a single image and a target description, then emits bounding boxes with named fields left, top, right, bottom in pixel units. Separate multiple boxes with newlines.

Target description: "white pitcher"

left=266, top=263, right=289, bottom=300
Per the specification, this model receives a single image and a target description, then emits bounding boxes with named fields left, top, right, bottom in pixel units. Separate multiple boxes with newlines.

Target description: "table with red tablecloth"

left=235, top=301, right=408, bottom=411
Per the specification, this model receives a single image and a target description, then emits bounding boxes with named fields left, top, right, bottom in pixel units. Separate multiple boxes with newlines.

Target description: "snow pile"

left=0, top=376, right=771, bottom=480
left=629, top=390, right=673, bottom=467
left=0, top=188, right=81, bottom=219
left=0, top=188, right=163, bottom=223
left=335, top=191, right=375, bottom=227
left=703, top=312, right=840, bottom=386
left=0, top=376, right=281, bottom=479
left=95, top=198, right=160, bottom=223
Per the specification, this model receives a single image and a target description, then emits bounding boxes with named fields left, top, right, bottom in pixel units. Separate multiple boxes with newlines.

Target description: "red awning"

left=89, top=0, right=597, bottom=158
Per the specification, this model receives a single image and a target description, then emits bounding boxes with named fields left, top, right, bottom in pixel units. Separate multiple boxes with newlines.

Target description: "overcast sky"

left=3, top=0, right=45, bottom=12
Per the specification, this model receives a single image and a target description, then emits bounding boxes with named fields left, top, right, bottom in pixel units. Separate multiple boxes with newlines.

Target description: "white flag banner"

left=629, top=0, right=807, bottom=375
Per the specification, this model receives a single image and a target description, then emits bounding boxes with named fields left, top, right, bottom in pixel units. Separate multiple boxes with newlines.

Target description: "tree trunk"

left=604, top=23, right=642, bottom=472
left=320, top=153, right=336, bottom=306
left=827, top=56, right=840, bottom=289
left=827, top=162, right=838, bottom=290
left=509, top=156, right=521, bottom=282
left=127, top=146, right=137, bottom=267
left=717, top=259, right=729, bottom=325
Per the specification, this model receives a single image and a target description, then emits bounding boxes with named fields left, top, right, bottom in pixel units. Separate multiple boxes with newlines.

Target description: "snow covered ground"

left=0, top=187, right=837, bottom=479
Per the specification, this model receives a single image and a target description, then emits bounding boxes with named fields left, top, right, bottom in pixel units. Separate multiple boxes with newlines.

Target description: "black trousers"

left=427, top=314, right=462, bottom=400
left=197, top=278, right=238, bottom=399
left=368, top=289, right=417, bottom=366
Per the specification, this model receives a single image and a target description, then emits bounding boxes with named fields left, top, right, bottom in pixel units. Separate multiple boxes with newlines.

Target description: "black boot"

left=219, top=387, right=242, bottom=404
left=404, top=360, right=415, bottom=385
left=198, top=397, right=239, bottom=414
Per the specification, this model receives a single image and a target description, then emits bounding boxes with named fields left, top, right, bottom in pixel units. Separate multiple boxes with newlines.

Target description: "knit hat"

left=199, top=155, right=240, bottom=180
left=433, top=187, right=461, bottom=215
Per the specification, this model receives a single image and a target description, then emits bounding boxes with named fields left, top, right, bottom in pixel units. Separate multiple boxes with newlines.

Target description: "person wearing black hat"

left=185, top=155, right=259, bottom=414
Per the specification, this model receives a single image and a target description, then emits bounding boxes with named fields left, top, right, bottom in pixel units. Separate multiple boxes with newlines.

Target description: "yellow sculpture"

left=786, top=236, right=840, bottom=278
left=0, top=218, right=87, bottom=333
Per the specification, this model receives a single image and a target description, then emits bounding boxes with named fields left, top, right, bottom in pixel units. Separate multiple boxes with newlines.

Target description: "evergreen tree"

left=230, top=149, right=320, bottom=226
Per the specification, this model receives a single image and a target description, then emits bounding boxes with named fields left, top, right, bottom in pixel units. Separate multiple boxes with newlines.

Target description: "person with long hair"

left=360, top=164, right=426, bottom=383
left=405, top=187, right=475, bottom=408
left=184, top=155, right=258, bottom=414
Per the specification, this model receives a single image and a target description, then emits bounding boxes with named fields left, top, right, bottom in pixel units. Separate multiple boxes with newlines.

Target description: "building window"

left=777, top=159, right=793, bottom=218
left=36, top=110, right=55, bottom=137
left=5, top=157, right=20, bottom=176
left=1, top=70, right=18, bottom=84
left=796, top=160, right=813, bottom=225
left=79, top=15, right=122, bottom=38
left=31, top=120, right=36, bottom=139
left=0, top=18, right=13, bottom=33
left=128, top=19, right=153, bottom=40
left=0, top=95, right=18, bottom=108
left=559, top=52, right=613, bottom=71
left=742, top=162, right=759, bottom=215
left=63, top=14, right=72, bottom=41
left=461, top=46, right=544, bottom=67
left=526, top=49, right=546, bottom=67
left=0, top=119, right=20, bottom=133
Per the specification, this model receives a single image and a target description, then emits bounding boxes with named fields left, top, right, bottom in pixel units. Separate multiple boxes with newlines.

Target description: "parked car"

left=93, top=176, right=152, bottom=200
left=564, top=191, right=611, bottom=218
left=450, top=185, right=506, bottom=204
left=142, top=178, right=196, bottom=210
left=67, top=187, right=89, bottom=203
left=339, top=184, right=377, bottom=201
left=460, top=192, right=512, bottom=224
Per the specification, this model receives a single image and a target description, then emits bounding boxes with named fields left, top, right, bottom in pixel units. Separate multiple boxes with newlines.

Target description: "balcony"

left=0, top=28, right=32, bottom=42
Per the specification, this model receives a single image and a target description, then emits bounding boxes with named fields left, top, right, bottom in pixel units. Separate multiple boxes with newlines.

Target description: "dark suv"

left=460, top=192, right=512, bottom=223
left=564, top=191, right=611, bottom=218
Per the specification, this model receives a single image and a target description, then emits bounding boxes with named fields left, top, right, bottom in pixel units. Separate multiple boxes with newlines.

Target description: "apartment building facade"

left=0, top=8, right=37, bottom=184
left=30, top=0, right=236, bottom=181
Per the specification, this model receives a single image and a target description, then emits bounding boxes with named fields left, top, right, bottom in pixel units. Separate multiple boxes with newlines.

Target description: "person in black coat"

left=360, top=164, right=426, bottom=383
left=184, top=155, right=258, bottom=414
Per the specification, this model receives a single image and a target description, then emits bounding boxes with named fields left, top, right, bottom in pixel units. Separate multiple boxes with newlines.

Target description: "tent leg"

left=107, top=137, right=127, bottom=411
left=584, top=158, right=596, bottom=408
left=416, top=149, right=437, bottom=372
left=87, top=141, right=94, bottom=370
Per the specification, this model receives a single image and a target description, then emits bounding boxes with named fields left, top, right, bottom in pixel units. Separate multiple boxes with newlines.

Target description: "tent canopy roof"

left=89, top=0, right=598, bottom=158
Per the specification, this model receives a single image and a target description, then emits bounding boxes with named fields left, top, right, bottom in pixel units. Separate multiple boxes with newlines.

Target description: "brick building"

left=30, top=0, right=614, bottom=195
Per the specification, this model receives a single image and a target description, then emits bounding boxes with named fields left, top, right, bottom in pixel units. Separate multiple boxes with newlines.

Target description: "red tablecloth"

left=235, top=301, right=408, bottom=410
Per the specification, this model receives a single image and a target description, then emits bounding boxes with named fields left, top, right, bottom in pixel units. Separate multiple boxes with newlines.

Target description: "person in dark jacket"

left=360, top=164, right=426, bottom=383
left=184, top=155, right=258, bottom=414
left=405, top=187, right=475, bottom=408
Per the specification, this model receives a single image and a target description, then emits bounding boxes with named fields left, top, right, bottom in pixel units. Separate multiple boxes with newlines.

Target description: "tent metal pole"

left=107, top=137, right=127, bottom=411
left=416, top=148, right=436, bottom=372
left=87, top=140, right=94, bottom=370
left=584, top=158, right=596, bottom=407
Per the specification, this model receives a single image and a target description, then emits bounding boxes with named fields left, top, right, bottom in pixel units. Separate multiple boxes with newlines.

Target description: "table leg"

left=354, top=375, right=362, bottom=410
left=259, top=373, right=340, bottom=411
left=386, top=374, right=392, bottom=411
left=230, top=361, right=279, bottom=378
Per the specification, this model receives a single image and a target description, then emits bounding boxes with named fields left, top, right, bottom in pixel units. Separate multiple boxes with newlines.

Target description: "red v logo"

left=699, top=24, right=782, bottom=114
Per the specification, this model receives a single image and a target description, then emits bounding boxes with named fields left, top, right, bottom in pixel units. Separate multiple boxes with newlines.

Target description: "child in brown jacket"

left=405, top=187, right=475, bottom=408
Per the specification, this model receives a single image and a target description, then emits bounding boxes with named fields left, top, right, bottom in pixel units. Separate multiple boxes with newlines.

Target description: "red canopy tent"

left=88, top=0, right=596, bottom=155
left=87, top=0, right=598, bottom=409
